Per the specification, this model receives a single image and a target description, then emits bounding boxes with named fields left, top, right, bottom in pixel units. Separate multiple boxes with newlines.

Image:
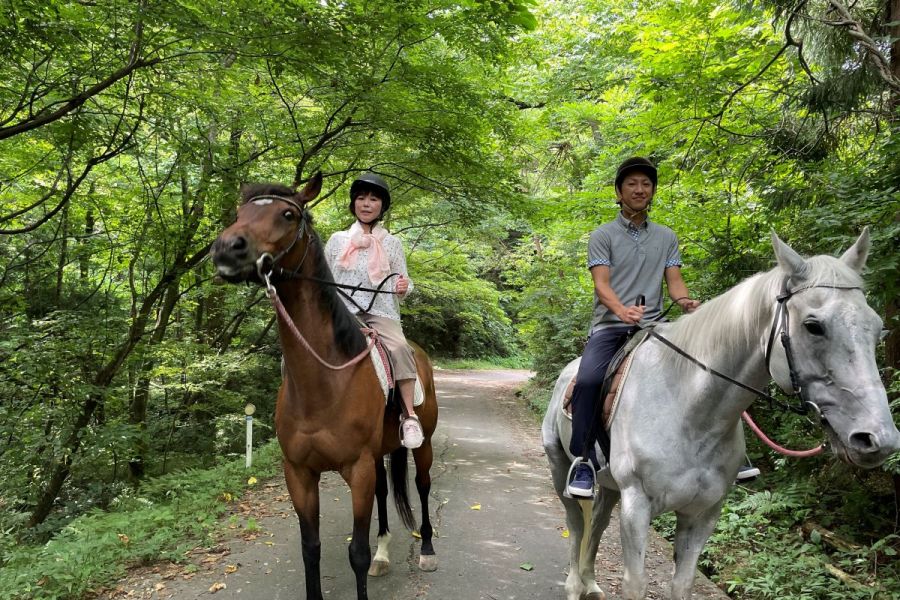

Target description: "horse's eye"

left=283, top=210, right=296, bottom=221
left=803, top=320, right=825, bottom=336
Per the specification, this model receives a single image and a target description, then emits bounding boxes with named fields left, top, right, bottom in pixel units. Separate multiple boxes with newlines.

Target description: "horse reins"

left=637, top=281, right=862, bottom=456
left=249, top=195, right=402, bottom=314
left=248, top=194, right=389, bottom=371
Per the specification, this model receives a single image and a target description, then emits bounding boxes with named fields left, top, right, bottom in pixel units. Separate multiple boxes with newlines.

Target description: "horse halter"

left=764, top=276, right=863, bottom=418
left=246, top=194, right=310, bottom=291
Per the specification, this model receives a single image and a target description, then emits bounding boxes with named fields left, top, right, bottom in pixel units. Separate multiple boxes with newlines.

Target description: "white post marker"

left=244, top=403, right=256, bottom=468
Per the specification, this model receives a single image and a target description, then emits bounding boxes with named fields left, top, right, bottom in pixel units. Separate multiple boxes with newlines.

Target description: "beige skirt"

left=359, top=313, right=417, bottom=381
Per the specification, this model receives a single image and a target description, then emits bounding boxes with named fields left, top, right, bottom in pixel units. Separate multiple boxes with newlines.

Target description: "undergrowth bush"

left=0, top=442, right=283, bottom=600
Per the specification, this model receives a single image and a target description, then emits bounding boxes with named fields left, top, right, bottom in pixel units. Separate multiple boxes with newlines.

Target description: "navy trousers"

left=569, top=325, right=634, bottom=465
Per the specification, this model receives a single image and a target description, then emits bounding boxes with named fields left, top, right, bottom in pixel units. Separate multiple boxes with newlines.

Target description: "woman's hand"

left=395, top=275, right=409, bottom=297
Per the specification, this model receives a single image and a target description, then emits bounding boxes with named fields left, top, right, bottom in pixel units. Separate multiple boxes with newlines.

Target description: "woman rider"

left=324, top=172, right=425, bottom=449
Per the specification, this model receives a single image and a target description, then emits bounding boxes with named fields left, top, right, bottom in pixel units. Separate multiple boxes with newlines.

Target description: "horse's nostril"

left=849, top=431, right=878, bottom=452
left=230, top=236, right=248, bottom=252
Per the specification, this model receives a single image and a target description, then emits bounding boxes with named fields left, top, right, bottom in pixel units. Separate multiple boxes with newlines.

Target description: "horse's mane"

left=664, top=252, right=864, bottom=362
left=240, top=183, right=368, bottom=358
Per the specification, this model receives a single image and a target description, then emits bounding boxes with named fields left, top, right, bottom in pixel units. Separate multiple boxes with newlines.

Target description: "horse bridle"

left=763, top=277, right=863, bottom=419
left=643, top=279, right=862, bottom=421
left=248, top=194, right=399, bottom=313
left=248, top=195, right=311, bottom=290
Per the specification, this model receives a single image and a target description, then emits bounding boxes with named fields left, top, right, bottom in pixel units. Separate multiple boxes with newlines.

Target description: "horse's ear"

left=771, top=230, right=809, bottom=281
left=238, top=183, right=253, bottom=203
left=839, top=226, right=870, bottom=273
left=295, top=172, right=323, bottom=205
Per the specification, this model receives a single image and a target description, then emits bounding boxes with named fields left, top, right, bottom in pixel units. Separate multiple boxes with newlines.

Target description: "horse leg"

left=619, top=488, right=652, bottom=599
left=413, top=441, right=438, bottom=571
left=671, top=502, right=723, bottom=600
left=544, top=439, right=593, bottom=600
left=284, top=465, right=324, bottom=600
left=368, top=458, right=392, bottom=577
left=576, top=488, right=620, bottom=600
left=347, top=459, right=377, bottom=600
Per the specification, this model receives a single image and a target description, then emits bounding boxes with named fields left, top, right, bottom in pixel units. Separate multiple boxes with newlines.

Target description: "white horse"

left=542, top=229, right=900, bottom=600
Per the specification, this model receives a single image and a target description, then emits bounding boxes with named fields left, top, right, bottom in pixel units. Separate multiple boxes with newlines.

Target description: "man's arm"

left=591, top=265, right=645, bottom=324
left=664, top=266, right=700, bottom=312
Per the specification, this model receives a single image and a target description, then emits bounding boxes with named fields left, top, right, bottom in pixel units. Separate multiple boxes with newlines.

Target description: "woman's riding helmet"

left=349, top=172, right=391, bottom=220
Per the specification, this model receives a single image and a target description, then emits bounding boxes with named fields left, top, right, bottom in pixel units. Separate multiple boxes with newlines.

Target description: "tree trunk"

left=128, top=277, right=181, bottom=481
left=55, top=203, right=69, bottom=305
left=27, top=246, right=209, bottom=528
left=80, top=208, right=94, bottom=281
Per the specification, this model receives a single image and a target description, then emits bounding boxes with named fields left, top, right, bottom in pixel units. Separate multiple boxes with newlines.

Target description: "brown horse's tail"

left=389, top=446, right=416, bottom=530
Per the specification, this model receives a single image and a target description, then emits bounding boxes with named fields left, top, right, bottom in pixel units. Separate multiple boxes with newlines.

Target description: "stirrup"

left=563, top=456, right=596, bottom=500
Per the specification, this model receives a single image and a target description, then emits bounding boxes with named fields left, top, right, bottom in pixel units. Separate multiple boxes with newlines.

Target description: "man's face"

left=616, top=172, right=655, bottom=214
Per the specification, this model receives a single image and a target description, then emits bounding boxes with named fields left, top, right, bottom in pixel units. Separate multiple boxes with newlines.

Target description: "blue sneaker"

left=567, top=463, right=595, bottom=498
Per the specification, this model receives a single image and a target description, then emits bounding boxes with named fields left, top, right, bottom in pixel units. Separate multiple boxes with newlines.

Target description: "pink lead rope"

left=741, top=411, right=824, bottom=457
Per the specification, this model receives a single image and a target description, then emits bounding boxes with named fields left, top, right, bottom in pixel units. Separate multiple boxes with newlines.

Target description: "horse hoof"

left=368, top=559, right=390, bottom=577
left=418, top=554, right=438, bottom=572
left=583, top=592, right=605, bottom=600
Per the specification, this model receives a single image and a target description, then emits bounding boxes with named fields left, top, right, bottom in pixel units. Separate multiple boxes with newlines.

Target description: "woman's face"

left=353, top=192, right=384, bottom=223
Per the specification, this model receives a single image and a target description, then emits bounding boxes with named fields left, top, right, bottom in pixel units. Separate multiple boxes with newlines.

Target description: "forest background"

left=1, top=0, right=899, bottom=598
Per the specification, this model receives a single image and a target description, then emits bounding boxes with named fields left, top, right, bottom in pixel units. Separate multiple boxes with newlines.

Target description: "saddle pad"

left=370, top=343, right=424, bottom=407
left=561, top=353, right=633, bottom=429
left=561, top=331, right=648, bottom=429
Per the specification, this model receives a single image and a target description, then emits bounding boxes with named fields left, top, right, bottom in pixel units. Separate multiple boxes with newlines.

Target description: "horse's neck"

left=666, top=274, right=778, bottom=414
left=274, top=277, right=355, bottom=391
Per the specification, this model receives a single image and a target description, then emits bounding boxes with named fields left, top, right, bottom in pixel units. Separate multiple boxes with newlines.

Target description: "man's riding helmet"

left=614, top=156, right=658, bottom=192
left=349, top=172, right=391, bottom=220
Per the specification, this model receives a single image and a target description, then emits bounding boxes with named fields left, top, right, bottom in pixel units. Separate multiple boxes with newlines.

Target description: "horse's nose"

left=226, top=235, right=248, bottom=253
left=214, top=234, right=248, bottom=257
left=848, top=428, right=900, bottom=457
left=849, top=431, right=878, bottom=453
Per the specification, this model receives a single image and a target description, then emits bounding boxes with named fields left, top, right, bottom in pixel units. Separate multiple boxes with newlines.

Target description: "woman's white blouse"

left=324, top=229, right=413, bottom=320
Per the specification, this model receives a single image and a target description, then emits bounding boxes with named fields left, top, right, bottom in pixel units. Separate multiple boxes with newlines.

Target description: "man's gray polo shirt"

left=588, top=212, right=682, bottom=331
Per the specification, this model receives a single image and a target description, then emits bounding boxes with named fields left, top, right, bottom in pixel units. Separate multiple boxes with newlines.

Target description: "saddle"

left=367, top=333, right=425, bottom=408
left=563, top=328, right=650, bottom=430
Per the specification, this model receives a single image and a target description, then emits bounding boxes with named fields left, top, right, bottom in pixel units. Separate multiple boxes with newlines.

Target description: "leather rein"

left=248, top=194, right=395, bottom=371
left=638, top=280, right=862, bottom=454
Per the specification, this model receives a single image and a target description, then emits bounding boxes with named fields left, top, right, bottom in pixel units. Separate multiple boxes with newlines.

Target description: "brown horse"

left=210, top=173, right=439, bottom=600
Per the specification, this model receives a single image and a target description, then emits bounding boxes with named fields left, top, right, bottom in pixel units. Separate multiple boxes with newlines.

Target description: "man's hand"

left=678, top=298, right=700, bottom=313
left=618, top=304, right=645, bottom=325
left=395, top=274, right=410, bottom=296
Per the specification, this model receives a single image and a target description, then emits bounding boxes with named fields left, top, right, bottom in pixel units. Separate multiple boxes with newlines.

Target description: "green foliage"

left=404, top=248, right=519, bottom=358
left=0, top=442, right=282, bottom=600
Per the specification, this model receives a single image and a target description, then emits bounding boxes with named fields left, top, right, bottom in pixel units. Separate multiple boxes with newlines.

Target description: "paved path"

left=100, top=369, right=728, bottom=600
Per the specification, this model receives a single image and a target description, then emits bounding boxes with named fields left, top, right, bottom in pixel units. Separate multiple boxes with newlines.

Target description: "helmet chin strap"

left=619, top=203, right=650, bottom=220
left=356, top=216, right=380, bottom=227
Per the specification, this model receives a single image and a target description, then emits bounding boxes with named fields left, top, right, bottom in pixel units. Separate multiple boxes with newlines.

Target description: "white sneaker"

left=400, top=416, right=424, bottom=449
left=735, top=465, right=760, bottom=481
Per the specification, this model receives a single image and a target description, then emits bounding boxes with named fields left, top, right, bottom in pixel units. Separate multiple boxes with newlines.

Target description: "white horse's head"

left=768, top=228, right=900, bottom=468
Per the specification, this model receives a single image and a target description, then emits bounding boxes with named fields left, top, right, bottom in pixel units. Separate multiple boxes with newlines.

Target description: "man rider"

left=567, top=156, right=700, bottom=497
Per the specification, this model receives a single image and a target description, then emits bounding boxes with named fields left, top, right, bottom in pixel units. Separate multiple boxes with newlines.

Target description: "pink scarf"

left=338, top=222, right=391, bottom=284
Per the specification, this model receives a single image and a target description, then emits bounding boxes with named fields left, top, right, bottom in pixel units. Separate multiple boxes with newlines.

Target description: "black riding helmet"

left=614, top=156, right=658, bottom=192
left=349, top=172, right=391, bottom=220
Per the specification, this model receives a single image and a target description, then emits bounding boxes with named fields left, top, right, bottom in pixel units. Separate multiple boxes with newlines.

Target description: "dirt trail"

left=98, top=369, right=728, bottom=599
